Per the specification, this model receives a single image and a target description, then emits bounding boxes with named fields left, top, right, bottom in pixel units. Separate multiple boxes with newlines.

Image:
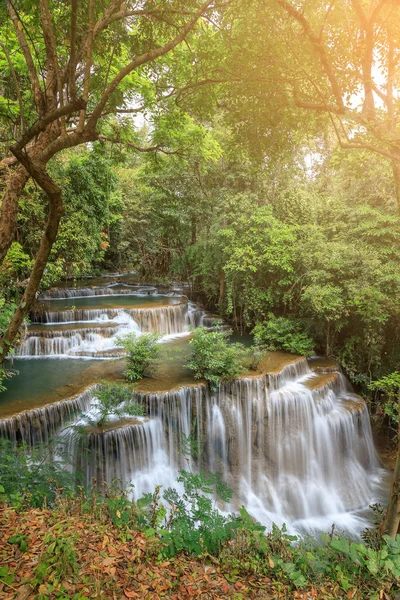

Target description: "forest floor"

left=0, top=504, right=351, bottom=600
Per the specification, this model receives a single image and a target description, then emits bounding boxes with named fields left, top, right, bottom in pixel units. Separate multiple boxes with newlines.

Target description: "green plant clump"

left=186, top=326, right=246, bottom=391
left=252, top=314, right=315, bottom=357
left=369, top=372, right=400, bottom=432
left=0, top=439, right=76, bottom=508
left=117, top=333, right=162, bottom=382
left=89, top=381, right=144, bottom=430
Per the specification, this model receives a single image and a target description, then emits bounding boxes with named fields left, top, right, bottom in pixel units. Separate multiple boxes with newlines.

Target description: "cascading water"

left=1, top=283, right=385, bottom=537
left=0, top=356, right=384, bottom=535
left=19, top=297, right=206, bottom=357
left=39, top=284, right=157, bottom=299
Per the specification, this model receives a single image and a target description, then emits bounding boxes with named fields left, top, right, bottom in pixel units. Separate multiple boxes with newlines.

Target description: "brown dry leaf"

left=14, top=585, right=32, bottom=600
left=221, top=581, right=230, bottom=594
left=124, top=590, right=139, bottom=598
left=268, top=556, right=274, bottom=568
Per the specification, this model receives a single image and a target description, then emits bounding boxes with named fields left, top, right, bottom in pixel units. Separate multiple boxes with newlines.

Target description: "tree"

left=80, top=382, right=144, bottom=430
left=370, top=373, right=400, bottom=538
left=186, top=326, right=247, bottom=390
left=272, top=0, right=400, bottom=212
left=116, top=333, right=163, bottom=382
left=0, top=0, right=229, bottom=361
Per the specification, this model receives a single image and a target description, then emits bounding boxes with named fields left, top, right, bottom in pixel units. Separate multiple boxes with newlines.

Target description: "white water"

left=0, top=358, right=385, bottom=536
left=5, top=285, right=385, bottom=537
left=40, top=284, right=158, bottom=299
left=19, top=300, right=205, bottom=358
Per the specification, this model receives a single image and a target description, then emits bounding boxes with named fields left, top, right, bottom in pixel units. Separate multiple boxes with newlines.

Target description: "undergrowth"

left=0, top=440, right=399, bottom=599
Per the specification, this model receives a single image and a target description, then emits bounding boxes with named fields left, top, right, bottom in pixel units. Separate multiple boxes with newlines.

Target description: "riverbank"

left=1, top=502, right=399, bottom=600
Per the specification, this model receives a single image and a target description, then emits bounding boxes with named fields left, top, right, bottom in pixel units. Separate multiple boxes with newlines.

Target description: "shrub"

left=0, top=439, right=75, bottom=508
left=116, top=332, right=162, bottom=381
left=144, top=470, right=239, bottom=557
left=186, top=326, right=247, bottom=391
left=252, top=314, right=315, bottom=357
left=369, top=372, right=400, bottom=435
left=87, top=381, right=144, bottom=429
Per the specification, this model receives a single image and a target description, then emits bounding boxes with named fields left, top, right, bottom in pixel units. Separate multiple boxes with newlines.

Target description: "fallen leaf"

left=124, top=590, right=139, bottom=598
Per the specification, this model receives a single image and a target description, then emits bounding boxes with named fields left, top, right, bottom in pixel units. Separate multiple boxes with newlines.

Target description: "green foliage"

left=221, top=517, right=400, bottom=596
left=0, top=242, right=32, bottom=299
left=0, top=439, right=76, bottom=508
left=0, top=295, right=19, bottom=391
left=35, top=529, right=79, bottom=587
left=369, top=373, right=400, bottom=432
left=117, top=333, right=162, bottom=382
left=186, top=326, right=247, bottom=391
left=83, top=381, right=144, bottom=430
left=253, top=314, right=315, bottom=357
left=159, top=470, right=237, bottom=557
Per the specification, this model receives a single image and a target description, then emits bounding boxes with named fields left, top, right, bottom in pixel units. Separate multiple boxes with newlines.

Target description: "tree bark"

left=0, top=179, right=63, bottom=363
left=0, top=126, right=62, bottom=265
left=383, top=394, right=400, bottom=538
left=391, top=157, right=400, bottom=216
left=0, top=165, right=30, bottom=263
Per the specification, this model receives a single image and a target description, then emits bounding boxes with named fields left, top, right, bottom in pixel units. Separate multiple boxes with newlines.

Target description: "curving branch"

left=12, top=98, right=86, bottom=155
left=0, top=41, right=25, bottom=135
left=98, top=135, right=187, bottom=155
left=87, top=0, right=215, bottom=129
left=276, top=0, right=345, bottom=113
left=77, top=0, right=95, bottom=132
left=6, top=0, right=45, bottom=115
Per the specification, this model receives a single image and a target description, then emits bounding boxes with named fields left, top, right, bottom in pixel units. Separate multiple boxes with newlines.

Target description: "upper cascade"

left=39, top=284, right=158, bottom=299
left=17, top=293, right=205, bottom=357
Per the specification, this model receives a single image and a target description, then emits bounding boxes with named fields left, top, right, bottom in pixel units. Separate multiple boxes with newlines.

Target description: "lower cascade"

left=0, top=357, right=384, bottom=536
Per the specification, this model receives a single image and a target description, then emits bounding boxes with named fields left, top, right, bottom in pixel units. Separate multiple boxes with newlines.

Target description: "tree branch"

left=6, top=0, right=45, bottom=115
left=69, top=0, right=78, bottom=99
left=98, top=135, right=185, bottom=155
left=12, top=98, right=86, bottom=155
left=0, top=41, right=25, bottom=135
left=277, top=0, right=345, bottom=113
left=87, top=0, right=214, bottom=129
left=78, top=0, right=95, bottom=132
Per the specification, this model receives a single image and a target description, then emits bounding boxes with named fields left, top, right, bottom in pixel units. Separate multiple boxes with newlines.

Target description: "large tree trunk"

left=0, top=185, right=63, bottom=362
left=218, top=269, right=226, bottom=310
left=383, top=394, right=400, bottom=538
left=0, top=166, right=30, bottom=264
left=391, top=157, right=400, bottom=216
left=0, top=128, right=60, bottom=265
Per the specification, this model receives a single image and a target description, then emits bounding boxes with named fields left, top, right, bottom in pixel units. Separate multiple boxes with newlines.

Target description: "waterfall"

left=40, top=285, right=157, bottom=299
left=20, top=302, right=199, bottom=357
left=0, top=357, right=383, bottom=535
left=73, top=418, right=171, bottom=498
left=0, top=387, right=96, bottom=445
left=29, top=303, right=188, bottom=333
left=135, top=385, right=205, bottom=472
left=17, top=327, right=119, bottom=357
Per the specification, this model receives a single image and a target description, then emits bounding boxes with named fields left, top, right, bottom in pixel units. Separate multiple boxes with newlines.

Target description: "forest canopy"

left=0, top=0, right=400, bottom=388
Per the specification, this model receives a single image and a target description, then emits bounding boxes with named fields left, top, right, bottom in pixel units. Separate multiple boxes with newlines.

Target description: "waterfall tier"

left=0, top=357, right=383, bottom=534
left=18, top=300, right=205, bottom=357
left=40, top=284, right=157, bottom=299
left=29, top=302, right=188, bottom=328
